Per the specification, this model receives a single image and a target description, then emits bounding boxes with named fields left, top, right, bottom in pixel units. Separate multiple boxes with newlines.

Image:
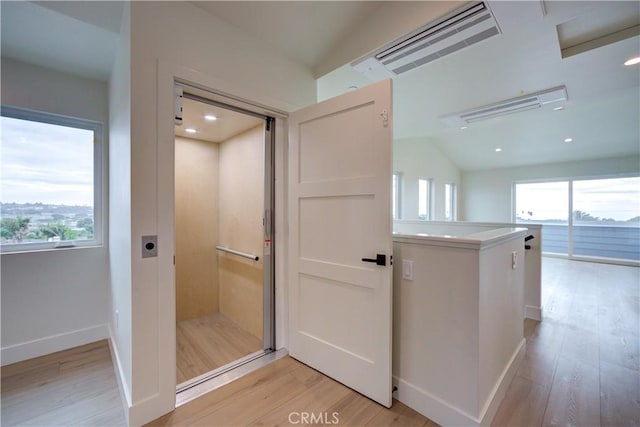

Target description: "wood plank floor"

left=150, top=356, right=437, bottom=427
left=492, top=257, right=640, bottom=427
left=0, top=340, right=126, bottom=426
left=2, top=258, right=637, bottom=426
left=177, top=313, right=263, bottom=384
left=160, top=258, right=639, bottom=427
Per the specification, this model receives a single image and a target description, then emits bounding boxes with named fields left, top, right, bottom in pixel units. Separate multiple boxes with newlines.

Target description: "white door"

left=288, top=79, right=393, bottom=407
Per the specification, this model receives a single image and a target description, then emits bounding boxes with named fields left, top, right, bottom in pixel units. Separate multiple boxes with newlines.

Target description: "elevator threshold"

left=176, top=348, right=288, bottom=407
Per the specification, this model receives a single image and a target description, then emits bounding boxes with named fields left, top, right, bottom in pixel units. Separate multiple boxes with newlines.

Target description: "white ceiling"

left=392, top=2, right=640, bottom=171
left=2, top=1, right=638, bottom=172
left=315, top=0, right=640, bottom=171
left=0, top=1, right=121, bottom=82
left=191, top=1, right=383, bottom=71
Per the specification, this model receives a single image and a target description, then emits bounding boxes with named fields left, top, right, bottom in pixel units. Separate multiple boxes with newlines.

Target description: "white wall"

left=394, top=137, right=461, bottom=220
left=115, top=3, right=316, bottom=424
left=108, top=3, right=132, bottom=419
left=462, top=156, right=640, bottom=222
left=0, top=58, right=110, bottom=364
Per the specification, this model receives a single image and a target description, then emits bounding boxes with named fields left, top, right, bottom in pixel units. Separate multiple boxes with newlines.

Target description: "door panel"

left=298, top=275, right=376, bottom=358
left=299, top=194, right=377, bottom=265
left=289, top=79, right=393, bottom=407
left=299, top=102, right=379, bottom=182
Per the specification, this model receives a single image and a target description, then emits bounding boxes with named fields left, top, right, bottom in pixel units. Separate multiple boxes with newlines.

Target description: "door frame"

left=178, top=87, right=277, bottom=353
left=156, top=61, right=290, bottom=408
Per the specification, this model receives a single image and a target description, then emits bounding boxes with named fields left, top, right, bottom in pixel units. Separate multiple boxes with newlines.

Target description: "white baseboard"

left=477, top=338, right=526, bottom=425
left=393, top=376, right=479, bottom=426
left=107, top=326, right=175, bottom=427
left=1, top=324, right=108, bottom=366
left=525, top=305, right=542, bottom=321
left=394, top=339, right=526, bottom=427
left=107, top=326, right=132, bottom=426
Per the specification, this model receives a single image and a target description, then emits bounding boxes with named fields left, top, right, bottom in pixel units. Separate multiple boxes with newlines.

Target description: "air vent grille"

left=352, top=1, right=501, bottom=80
left=440, top=86, right=568, bottom=126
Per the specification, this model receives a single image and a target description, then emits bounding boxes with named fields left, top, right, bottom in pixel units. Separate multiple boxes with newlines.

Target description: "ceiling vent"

left=440, top=86, right=568, bottom=126
left=351, top=1, right=501, bottom=80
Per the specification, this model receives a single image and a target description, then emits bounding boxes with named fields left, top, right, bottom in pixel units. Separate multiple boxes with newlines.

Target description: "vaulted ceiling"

left=2, top=1, right=638, bottom=171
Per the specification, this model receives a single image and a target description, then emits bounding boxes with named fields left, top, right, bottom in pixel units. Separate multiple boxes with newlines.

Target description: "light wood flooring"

left=177, top=312, right=263, bottom=384
left=150, top=355, right=436, bottom=426
left=0, top=340, right=126, bottom=426
left=2, top=259, right=638, bottom=426
left=160, top=258, right=639, bottom=427
left=492, top=258, right=640, bottom=426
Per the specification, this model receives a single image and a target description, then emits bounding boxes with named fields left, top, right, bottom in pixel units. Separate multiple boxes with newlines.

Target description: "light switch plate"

left=402, top=260, right=413, bottom=280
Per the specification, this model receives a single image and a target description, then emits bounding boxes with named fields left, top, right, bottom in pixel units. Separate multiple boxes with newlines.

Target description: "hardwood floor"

left=150, top=356, right=437, bottom=427
left=177, top=312, right=263, bottom=384
left=162, top=258, right=638, bottom=426
left=0, top=340, right=126, bottom=426
left=492, top=258, right=640, bottom=427
left=2, top=258, right=637, bottom=427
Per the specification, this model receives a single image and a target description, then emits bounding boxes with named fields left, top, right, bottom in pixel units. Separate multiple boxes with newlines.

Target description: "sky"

left=516, top=178, right=640, bottom=222
left=1, top=116, right=94, bottom=206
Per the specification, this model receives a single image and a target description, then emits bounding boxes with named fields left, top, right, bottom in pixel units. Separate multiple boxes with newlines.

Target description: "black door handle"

left=361, top=254, right=386, bottom=266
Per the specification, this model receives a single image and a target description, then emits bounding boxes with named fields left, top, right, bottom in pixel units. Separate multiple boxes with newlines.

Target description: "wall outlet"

left=512, top=251, right=518, bottom=269
left=402, top=260, right=414, bottom=280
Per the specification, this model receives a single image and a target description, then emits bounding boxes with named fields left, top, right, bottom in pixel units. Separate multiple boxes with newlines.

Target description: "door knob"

left=361, top=254, right=386, bottom=266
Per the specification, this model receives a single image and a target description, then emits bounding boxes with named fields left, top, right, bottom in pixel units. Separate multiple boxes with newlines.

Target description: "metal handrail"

left=215, top=245, right=259, bottom=261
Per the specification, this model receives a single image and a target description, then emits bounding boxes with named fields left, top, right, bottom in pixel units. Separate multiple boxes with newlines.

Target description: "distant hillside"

left=1, top=202, right=93, bottom=217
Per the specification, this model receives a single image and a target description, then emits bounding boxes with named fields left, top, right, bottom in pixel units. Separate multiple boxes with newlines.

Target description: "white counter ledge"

left=393, top=226, right=529, bottom=250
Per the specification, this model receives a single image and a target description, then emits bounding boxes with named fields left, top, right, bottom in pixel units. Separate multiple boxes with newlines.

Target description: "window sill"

left=0, top=241, right=104, bottom=255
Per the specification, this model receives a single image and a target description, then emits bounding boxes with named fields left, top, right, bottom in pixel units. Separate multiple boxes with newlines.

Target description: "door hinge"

left=380, top=109, right=389, bottom=128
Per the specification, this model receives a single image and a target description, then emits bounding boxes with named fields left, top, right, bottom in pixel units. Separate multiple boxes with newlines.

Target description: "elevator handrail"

left=215, top=245, right=259, bottom=261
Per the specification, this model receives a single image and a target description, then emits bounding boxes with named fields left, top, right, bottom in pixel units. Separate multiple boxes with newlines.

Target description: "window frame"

left=418, top=177, right=432, bottom=220
left=444, top=182, right=457, bottom=221
left=392, top=171, right=403, bottom=220
left=512, top=174, right=640, bottom=265
left=1, top=105, right=103, bottom=253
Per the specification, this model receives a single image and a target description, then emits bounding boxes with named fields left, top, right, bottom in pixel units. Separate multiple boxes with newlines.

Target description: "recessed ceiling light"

left=185, top=128, right=197, bottom=134
left=204, top=115, right=217, bottom=121
left=564, top=137, right=573, bottom=143
left=495, top=147, right=502, bottom=152
left=624, top=56, right=640, bottom=66
left=553, top=106, right=564, bottom=111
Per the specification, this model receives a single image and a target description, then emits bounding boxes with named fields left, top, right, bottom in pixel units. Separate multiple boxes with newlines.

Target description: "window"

left=392, top=172, right=402, bottom=220
left=573, top=177, right=639, bottom=260
left=418, top=178, right=431, bottom=220
left=514, top=181, right=569, bottom=254
left=444, top=183, right=456, bottom=221
left=1, top=106, right=102, bottom=252
left=514, top=177, right=639, bottom=262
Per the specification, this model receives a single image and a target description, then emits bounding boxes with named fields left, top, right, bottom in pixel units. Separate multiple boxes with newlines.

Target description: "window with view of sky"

left=0, top=114, right=96, bottom=246
left=515, top=177, right=640, bottom=261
